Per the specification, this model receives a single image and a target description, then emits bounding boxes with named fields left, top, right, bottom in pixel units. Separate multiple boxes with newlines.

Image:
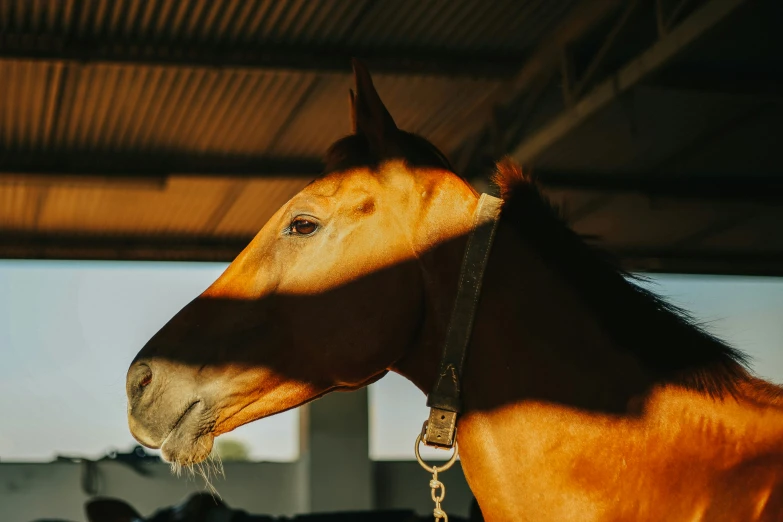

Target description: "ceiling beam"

left=0, top=152, right=323, bottom=182
left=537, top=170, right=783, bottom=205
left=510, top=0, right=751, bottom=165
left=497, top=0, right=626, bottom=108
left=0, top=233, right=249, bottom=263
left=642, top=67, right=783, bottom=102
left=3, top=152, right=780, bottom=207
left=617, top=249, right=783, bottom=277
left=452, top=0, right=626, bottom=174
left=0, top=34, right=521, bottom=79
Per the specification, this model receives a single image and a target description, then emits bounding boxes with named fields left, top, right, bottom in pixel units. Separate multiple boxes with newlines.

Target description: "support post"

left=297, top=389, right=373, bottom=513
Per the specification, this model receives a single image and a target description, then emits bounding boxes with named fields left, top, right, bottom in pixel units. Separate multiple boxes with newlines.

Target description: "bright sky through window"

left=0, top=260, right=298, bottom=462
left=0, top=261, right=781, bottom=462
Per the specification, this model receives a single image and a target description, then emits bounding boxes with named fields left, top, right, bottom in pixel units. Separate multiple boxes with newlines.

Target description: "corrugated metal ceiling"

left=0, top=0, right=580, bottom=247
left=1, top=0, right=779, bottom=276
left=0, top=0, right=574, bottom=52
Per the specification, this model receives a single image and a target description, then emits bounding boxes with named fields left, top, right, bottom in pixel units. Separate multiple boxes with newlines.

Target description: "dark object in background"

left=86, top=498, right=144, bottom=522
left=81, top=493, right=477, bottom=522
left=54, top=446, right=162, bottom=497
left=469, top=499, right=484, bottom=522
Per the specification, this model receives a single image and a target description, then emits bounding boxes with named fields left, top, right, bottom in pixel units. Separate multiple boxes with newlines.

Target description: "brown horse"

left=126, top=61, right=783, bottom=521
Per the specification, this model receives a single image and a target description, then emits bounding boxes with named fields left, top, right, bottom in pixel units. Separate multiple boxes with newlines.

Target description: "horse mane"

left=320, top=128, right=779, bottom=402
left=490, top=159, right=766, bottom=399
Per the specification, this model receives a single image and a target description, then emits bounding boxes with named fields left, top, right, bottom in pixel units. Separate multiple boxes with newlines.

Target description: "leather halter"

left=421, top=193, right=504, bottom=449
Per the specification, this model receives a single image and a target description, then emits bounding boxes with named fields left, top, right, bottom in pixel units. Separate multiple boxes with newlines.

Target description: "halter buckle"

left=421, top=408, right=458, bottom=449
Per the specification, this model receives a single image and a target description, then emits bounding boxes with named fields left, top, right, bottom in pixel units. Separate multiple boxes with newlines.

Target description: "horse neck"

left=394, top=211, right=658, bottom=517
left=395, top=211, right=656, bottom=417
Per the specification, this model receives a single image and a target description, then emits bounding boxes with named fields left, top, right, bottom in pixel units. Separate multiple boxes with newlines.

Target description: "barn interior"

left=1, top=0, right=782, bottom=521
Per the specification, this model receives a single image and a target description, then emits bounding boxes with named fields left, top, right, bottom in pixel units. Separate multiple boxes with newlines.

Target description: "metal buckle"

left=421, top=407, right=458, bottom=449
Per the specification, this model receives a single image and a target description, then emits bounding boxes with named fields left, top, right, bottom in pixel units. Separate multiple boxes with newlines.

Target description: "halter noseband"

left=421, top=193, right=503, bottom=449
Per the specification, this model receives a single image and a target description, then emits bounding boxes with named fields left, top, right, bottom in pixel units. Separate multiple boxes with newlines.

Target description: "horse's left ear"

left=349, top=88, right=357, bottom=134
left=350, top=58, right=399, bottom=156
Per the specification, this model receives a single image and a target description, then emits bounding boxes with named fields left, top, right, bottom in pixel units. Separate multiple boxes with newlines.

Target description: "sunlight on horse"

left=126, top=60, right=783, bottom=521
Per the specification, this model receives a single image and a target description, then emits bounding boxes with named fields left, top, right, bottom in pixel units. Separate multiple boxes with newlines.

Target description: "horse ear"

left=350, top=58, right=399, bottom=155
left=349, top=88, right=357, bottom=134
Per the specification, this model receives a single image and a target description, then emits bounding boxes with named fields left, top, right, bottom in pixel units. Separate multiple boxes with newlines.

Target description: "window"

left=369, top=372, right=445, bottom=461
left=4, top=263, right=781, bottom=463
left=634, top=274, right=783, bottom=382
left=0, top=260, right=298, bottom=462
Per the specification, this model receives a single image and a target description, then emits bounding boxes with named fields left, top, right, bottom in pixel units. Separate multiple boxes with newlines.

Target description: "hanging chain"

left=415, top=430, right=459, bottom=522
left=429, top=466, right=448, bottom=521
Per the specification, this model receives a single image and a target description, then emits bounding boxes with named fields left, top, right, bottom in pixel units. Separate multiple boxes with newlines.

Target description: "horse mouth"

left=163, top=400, right=201, bottom=440
left=155, top=372, right=388, bottom=465
left=159, top=400, right=213, bottom=464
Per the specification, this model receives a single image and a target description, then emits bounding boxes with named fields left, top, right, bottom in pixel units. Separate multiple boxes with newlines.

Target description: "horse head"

left=125, top=60, right=479, bottom=465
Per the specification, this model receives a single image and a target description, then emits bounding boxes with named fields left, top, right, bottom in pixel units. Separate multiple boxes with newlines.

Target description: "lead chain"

left=415, top=431, right=458, bottom=522
left=429, top=467, right=448, bottom=521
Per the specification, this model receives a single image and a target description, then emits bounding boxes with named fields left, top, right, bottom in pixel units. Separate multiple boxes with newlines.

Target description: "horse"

left=125, top=60, right=783, bottom=521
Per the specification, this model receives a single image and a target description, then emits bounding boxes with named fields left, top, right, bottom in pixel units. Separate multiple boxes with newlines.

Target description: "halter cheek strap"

left=422, top=193, right=504, bottom=449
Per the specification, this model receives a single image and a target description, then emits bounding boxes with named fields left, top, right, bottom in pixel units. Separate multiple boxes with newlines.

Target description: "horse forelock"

left=322, top=131, right=454, bottom=176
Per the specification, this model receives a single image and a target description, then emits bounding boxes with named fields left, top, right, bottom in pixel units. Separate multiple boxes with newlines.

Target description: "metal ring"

left=415, top=433, right=459, bottom=473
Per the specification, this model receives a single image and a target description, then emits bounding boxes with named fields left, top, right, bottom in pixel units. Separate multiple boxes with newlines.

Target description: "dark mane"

left=323, top=131, right=454, bottom=175
left=491, top=160, right=757, bottom=398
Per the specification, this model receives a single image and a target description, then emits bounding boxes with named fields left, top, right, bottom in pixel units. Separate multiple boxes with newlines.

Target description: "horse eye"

left=290, top=218, right=318, bottom=236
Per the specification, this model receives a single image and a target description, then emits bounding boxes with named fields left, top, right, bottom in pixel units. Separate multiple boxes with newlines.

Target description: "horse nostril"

left=129, top=362, right=153, bottom=398
left=139, top=373, right=152, bottom=388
